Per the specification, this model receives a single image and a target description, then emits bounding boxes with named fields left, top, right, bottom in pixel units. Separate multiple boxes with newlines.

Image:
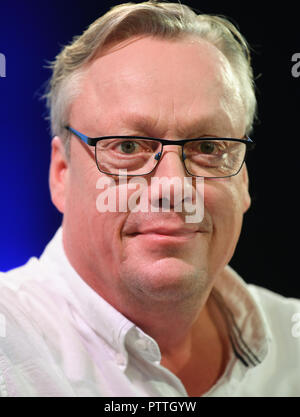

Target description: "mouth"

left=122, top=214, right=212, bottom=244
left=128, top=227, right=201, bottom=244
left=141, top=227, right=198, bottom=235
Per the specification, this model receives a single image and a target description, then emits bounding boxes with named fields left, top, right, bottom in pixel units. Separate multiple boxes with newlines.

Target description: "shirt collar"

left=213, top=266, right=272, bottom=368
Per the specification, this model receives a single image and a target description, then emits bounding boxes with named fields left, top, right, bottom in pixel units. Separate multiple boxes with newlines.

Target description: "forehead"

left=69, top=36, right=245, bottom=137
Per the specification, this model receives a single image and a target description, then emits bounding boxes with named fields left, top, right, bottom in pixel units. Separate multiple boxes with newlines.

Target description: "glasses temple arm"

left=65, top=126, right=89, bottom=145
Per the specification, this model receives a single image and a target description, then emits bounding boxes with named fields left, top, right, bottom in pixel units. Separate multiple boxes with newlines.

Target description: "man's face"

left=50, top=36, right=250, bottom=311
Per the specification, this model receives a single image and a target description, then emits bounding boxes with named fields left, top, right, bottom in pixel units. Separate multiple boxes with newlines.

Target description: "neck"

left=116, top=279, right=210, bottom=350
left=126, top=289, right=227, bottom=352
left=127, top=296, right=209, bottom=351
left=120, top=288, right=231, bottom=396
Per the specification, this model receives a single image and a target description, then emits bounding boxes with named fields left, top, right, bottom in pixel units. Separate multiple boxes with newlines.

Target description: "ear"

left=241, top=164, right=251, bottom=213
left=49, top=136, right=69, bottom=214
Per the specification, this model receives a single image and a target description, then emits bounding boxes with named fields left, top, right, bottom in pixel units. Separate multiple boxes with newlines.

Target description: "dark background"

left=0, top=1, right=299, bottom=297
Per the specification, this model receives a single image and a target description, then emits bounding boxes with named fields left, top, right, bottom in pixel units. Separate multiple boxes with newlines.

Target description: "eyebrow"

left=120, top=112, right=228, bottom=139
left=122, top=113, right=164, bottom=136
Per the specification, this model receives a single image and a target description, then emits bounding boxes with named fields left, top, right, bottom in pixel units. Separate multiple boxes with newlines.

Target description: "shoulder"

left=0, top=257, right=54, bottom=327
left=247, top=283, right=300, bottom=333
left=244, top=284, right=300, bottom=395
left=0, top=258, right=41, bottom=331
left=0, top=257, right=58, bottom=355
left=0, top=259, right=76, bottom=396
left=0, top=255, right=73, bottom=339
left=247, top=283, right=300, bottom=354
left=218, top=267, right=300, bottom=395
left=248, top=284, right=300, bottom=356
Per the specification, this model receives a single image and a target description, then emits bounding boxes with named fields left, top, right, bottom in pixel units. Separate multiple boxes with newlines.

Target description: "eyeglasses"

left=65, top=126, right=255, bottom=178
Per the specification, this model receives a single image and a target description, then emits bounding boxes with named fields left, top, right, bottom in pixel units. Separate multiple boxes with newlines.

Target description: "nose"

left=155, top=145, right=186, bottom=177
left=149, top=145, right=197, bottom=212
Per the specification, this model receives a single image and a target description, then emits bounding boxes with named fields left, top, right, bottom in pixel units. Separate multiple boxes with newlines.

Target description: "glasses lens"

left=96, top=138, right=162, bottom=175
left=183, top=139, right=247, bottom=177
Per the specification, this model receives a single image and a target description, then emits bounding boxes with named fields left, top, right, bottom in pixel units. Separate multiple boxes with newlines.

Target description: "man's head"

left=47, top=2, right=255, bottom=318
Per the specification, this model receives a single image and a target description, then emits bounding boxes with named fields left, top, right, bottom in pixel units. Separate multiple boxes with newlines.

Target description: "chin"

left=120, top=257, right=209, bottom=304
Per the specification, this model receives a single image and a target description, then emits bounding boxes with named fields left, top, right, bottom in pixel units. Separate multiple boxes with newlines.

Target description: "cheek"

left=89, top=212, right=124, bottom=267
left=85, top=182, right=136, bottom=277
left=204, top=178, right=244, bottom=222
left=203, top=179, right=244, bottom=272
left=64, top=150, right=125, bottom=262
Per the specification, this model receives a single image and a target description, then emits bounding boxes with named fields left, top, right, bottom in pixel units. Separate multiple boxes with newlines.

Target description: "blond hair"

left=44, top=1, right=257, bottom=154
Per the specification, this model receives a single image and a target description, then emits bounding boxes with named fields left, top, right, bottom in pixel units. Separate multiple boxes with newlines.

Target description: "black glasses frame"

left=65, top=125, right=255, bottom=178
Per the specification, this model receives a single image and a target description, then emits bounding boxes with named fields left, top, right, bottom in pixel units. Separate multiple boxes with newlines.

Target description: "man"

left=0, top=1, right=299, bottom=397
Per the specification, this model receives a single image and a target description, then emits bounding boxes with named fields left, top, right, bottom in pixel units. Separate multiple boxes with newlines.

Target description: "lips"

left=124, top=222, right=209, bottom=241
left=125, top=227, right=201, bottom=246
left=136, top=226, right=200, bottom=236
left=122, top=213, right=211, bottom=238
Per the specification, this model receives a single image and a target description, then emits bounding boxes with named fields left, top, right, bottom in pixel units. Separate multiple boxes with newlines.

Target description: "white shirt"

left=0, top=227, right=299, bottom=397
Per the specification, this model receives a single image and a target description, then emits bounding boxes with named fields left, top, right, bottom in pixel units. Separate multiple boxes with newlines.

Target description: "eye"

left=199, top=141, right=218, bottom=154
left=119, top=141, right=138, bottom=154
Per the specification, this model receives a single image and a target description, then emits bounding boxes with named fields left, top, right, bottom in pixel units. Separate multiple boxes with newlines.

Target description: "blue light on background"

left=0, top=1, right=299, bottom=297
left=0, top=0, right=114, bottom=270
